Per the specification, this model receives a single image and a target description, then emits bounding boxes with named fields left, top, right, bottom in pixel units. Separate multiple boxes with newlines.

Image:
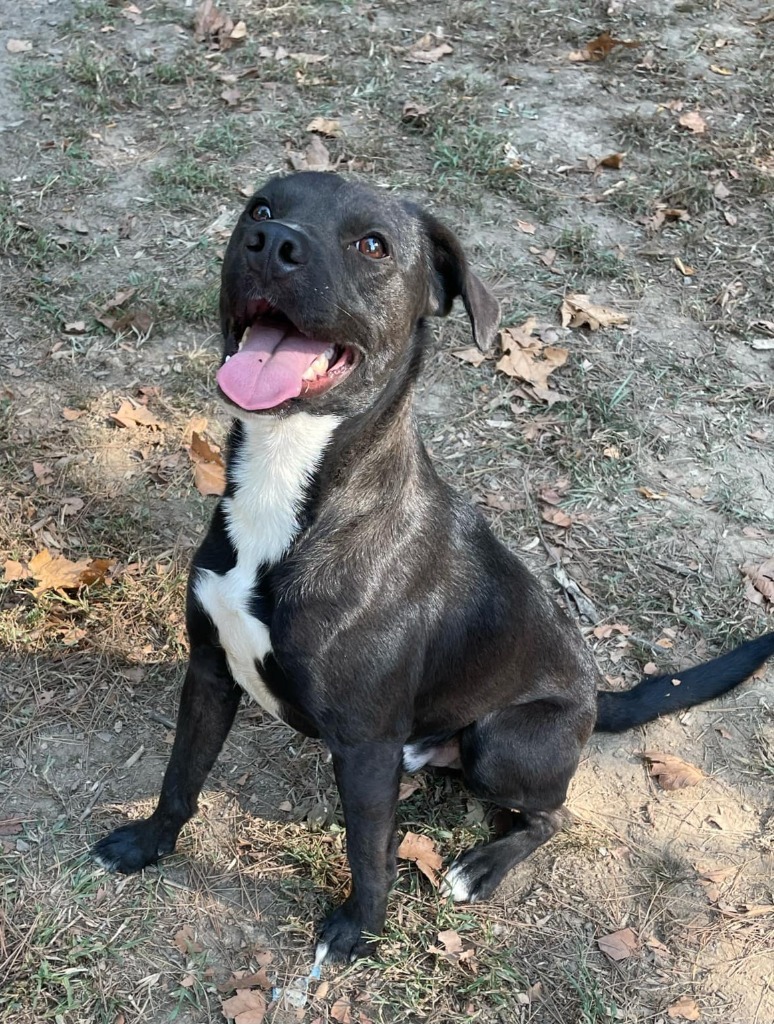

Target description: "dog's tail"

left=595, top=631, right=774, bottom=733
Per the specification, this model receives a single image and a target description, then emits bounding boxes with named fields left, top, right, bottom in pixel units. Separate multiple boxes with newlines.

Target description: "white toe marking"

left=441, top=863, right=475, bottom=903
left=402, top=742, right=433, bottom=773
left=92, top=853, right=114, bottom=872
left=313, top=942, right=329, bottom=967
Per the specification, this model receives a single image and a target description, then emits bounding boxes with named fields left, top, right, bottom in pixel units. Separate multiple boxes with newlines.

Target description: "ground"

left=1, top=1, right=773, bottom=1022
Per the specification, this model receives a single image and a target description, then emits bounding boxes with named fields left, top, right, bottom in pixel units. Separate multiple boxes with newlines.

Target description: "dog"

left=92, top=172, right=774, bottom=964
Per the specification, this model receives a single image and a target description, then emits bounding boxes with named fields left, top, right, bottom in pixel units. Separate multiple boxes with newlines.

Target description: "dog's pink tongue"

left=217, top=324, right=328, bottom=410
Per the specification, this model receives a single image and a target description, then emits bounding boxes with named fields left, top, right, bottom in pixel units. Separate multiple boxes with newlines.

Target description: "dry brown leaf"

left=714, top=902, right=774, bottom=920
left=187, top=431, right=226, bottom=496
left=218, top=969, right=273, bottom=994
left=397, top=831, right=442, bottom=886
left=287, top=135, right=333, bottom=172
left=28, top=549, right=115, bottom=597
left=483, top=492, right=515, bottom=512
left=541, top=508, right=573, bottom=529
left=173, top=924, right=203, bottom=955
left=330, top=997, right=352, bottom=1023
left=110, top=399, right=164, bottom=430
left=398, top=778, right=422, bottom=800
left=641, top=752, right=704, bottom=791
left=637, top=486, right=668, bottom=500
left=307, top=116, right=342, bottom=137
left=568, top=31, right=640, bottom=62
left=63, top=320, right=87, bottom=334
left=597, top=927, right=638, bottom=960
left=62, top=406, right=86, bottom=420
left=221, top=988, right=267, bottom=1024
left=678, top=110, right=707, bottom=134
left=452, top=347, right=487, bottom=367
left=741, top=558, right=774, bottom=605
left=667, top=995, right=701, bottom=1021
left=437, top=929, right=463, bottom=954
left=593, top=622, right=632, bottom=639
left=194, top=1, right=243, bottom=51
left=560, top=293, right=629, bottom=331
left=407, top=34, right=453, bottom=63
left=7, top=39, right=33, bottom=53
left=3, top=559, right=30, bottom=582
left=496, top=320, right=568, bottom=390
left=402, top=100, right=430, bottom=125
left=516, top=219, right=536, bottom=234
left=598, top=152, right=625, bottom=169
left=221, top=87, right=241, bottom=106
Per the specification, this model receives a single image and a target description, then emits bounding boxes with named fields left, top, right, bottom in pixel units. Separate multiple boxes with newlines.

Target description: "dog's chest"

left=194, top=414, right=340, bottom=715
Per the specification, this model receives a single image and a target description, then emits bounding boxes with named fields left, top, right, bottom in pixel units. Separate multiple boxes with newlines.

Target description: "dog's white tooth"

left=225, top=354, right=231, bottom=362
left=239, top=326, right=250, bottom=350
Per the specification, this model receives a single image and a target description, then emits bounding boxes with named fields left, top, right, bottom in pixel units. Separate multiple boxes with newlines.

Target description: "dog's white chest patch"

left=194, top=413, right=340, bottom=715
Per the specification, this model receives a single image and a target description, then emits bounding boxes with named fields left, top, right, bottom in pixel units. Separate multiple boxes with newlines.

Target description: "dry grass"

left=1, top=0, right=773, bottom=1022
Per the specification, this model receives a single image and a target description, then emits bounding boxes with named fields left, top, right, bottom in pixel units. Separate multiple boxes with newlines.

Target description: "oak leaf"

left=306, top=117, right=342, bottom=137
left=397, top=831, right=442, bottom=886
left=667, top=995, right=700, bottom=1020
left=641, top=752, right=704, bottom=790
left=110, top=399, right=164, bottom=430
left=597, top=927, right=638, bottom=960
left=560, top=294, right=629, bottom=331
left=220, top=988, right=266, bottom=1024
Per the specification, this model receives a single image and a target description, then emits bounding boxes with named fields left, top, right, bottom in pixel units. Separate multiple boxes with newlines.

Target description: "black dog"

left=93, top=172, right=774, bottom=963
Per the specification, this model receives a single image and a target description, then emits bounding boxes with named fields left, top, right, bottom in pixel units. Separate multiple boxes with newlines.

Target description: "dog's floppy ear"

left=420, top=212, right=500, bottom=353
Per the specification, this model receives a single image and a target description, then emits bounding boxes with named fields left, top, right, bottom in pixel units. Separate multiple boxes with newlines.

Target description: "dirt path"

left=1, top=2, right=772, bottom=1022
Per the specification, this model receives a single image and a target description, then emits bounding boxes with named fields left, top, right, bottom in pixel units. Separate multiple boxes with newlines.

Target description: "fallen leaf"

left=597, top=927, right=638, bottom=960
left=667, top=995, right=701, bottom=1020
left=560, top=294, right=629, bottom=331
left=110, top=399, right=164, bottom=430
left=483, top=492, right=515, bottom=512
left=437, top=929, right=463, bottom=954
left=516, top=219, right=536, bottom=234
left=62, top=407, right=86, bottom=420
left=568, top=31, right=640, bottom=62
left=598, top=152, right=625, bottom=169
left=330, top=997, right=352, bottom=1023
left=173, top=924, right=203, bottom=955
left=714, top=902, right=774, bottom=920
left=218, top=969, right=273, bottom=993
left=541, top=507, right=573, bottom=529
left=287, top=135, right=332, bottom=172
left=27, top=549, right=115, bottom=597
left=593, top=622, right=632, bottom=639
left=194, top=1, right=243, bottom=51
left=641, top=752, right=704, bottom=791
left=398, top=778, right=421, bottom=800
left=306, top=116, right=342, bottom=137
left=221, top=87, right=241, bottom=106
left=221, top=989, right=266, bottom=1024
left=674, top=256, right=695, bottom=276
left=407, top=34, right=453, bottom=63
left=187, top=431, right=226, bottom=496
left=496, top=319, right=568, bottom=390
left=63, top=320, right=87, bottom=334
left=3, top=559, right=30, bottom=582
left=402, top=100, right=430, bottom=125
left=709, top=64, right=733, bottom=76
left=678, top=110, right=707, bottom=134
left=452, top=347, right=487, bottom=367
left=397, top=831, right=443, bottom=886
left=637, top=486, right=667, bottom=500
left=741, top=558, right=774, bottom=605
left=7, top=39, right=33, bottom=53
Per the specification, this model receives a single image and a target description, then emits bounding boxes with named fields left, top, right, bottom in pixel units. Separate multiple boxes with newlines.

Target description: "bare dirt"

left=1, top=2, right=773, bottom=1023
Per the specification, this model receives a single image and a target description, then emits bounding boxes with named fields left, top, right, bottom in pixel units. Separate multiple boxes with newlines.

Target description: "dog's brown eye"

left=251, top=203, right=272, bottom=222
left=356, top=235, right=388, bottom=259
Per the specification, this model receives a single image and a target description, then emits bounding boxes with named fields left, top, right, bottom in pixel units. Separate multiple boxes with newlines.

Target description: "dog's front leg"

left=316, top=741, right=404, bottom=963
left=92, top=644, right=241, bottom=873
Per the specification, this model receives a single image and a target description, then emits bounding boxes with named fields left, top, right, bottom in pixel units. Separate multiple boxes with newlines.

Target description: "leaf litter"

left=641, top=752, right=704, bottom=790
left=397, top=831, right=443, bottom=886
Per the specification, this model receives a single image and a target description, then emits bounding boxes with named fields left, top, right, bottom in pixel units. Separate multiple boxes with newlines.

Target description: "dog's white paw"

left=440, top=862, right=476, bottom=903
left=313, top=941, right=330, bottom=966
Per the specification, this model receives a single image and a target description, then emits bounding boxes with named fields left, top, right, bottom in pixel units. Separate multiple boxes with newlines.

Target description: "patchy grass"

left=1, top=0, right=773, bottom=1023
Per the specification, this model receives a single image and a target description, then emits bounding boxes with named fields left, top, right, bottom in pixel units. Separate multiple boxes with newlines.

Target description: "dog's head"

left=218, top=172, right=499, bottom=418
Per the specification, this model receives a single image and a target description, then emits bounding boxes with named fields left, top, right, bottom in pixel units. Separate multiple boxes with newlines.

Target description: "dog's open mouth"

left=217, top=303, right=358, bottom=411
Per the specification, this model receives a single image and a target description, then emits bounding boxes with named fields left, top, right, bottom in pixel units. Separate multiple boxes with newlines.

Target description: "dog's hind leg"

left=92, top=644, right=241, bottom=874
left=443, top=701, right=589, bottom=903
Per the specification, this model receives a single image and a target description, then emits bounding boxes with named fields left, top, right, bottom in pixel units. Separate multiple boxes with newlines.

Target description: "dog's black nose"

left=245, top=221, right=310, bottom=279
